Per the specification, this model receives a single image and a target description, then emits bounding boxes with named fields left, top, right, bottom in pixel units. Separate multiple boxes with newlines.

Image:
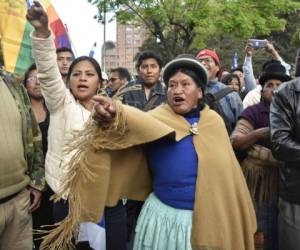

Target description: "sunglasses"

left=26, top=76, right=38, bottom=83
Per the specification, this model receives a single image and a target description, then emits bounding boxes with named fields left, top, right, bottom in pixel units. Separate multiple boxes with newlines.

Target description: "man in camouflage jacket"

left=0, top=68, right=45, bottom=249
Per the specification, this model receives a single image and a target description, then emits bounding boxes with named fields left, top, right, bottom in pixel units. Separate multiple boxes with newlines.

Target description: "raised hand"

left=264, top=40, right=280, bottom=59
left=245, top=42, right=254, bottom=57
left=26, top=1, right=50, bottom=38
left=92, top=96, right=116, bottom=123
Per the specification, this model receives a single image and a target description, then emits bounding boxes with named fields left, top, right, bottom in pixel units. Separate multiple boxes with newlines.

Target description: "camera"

left=248, top=39, right=266, bottom=49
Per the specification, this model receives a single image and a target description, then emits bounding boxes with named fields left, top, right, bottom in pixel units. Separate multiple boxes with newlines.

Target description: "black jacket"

left=270, top=78, right=300, bottom=204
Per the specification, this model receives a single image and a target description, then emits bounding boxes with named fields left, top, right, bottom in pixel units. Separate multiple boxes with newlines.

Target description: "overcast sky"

left=52, top=0, right=116, bottom=66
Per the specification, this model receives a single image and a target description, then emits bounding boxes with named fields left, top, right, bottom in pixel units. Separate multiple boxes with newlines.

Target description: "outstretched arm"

left=93, top=96, right=117, bottom=124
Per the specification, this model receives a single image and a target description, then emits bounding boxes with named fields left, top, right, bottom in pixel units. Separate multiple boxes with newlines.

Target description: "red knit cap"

left=196, top=49, right=220, bottom=65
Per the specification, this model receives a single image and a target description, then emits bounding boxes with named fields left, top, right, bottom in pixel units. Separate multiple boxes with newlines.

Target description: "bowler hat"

left=259, top=62, right=291, bottom=86
left=163, top=58, right=208, bottom=87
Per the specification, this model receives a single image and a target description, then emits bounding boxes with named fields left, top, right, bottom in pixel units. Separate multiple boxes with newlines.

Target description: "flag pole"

left=64, top=23, right=78, bottom=57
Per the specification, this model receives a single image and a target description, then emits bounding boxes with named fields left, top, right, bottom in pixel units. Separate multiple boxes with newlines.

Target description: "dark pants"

left=126, top=200, right=144, bottom=248
left=53, top=197, right=127, bottom=250
left=53, top=196, right=92, bottom=250
left=53, top=198, right=68, bottom=223
left=32, top=187, right=54, bottom=249
left=278, top=198, right=300, bottom=250
left=256, top=202, right=278, bottom=250
left=105, top=200, right=127, bottom=250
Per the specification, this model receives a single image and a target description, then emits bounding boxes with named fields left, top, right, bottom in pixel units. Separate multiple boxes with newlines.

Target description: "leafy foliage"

left=211, top=9, right=300, bottom=75
left=89, top=0, right=300, bottom=64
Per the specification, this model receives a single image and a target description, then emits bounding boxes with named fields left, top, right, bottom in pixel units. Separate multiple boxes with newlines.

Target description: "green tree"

left=208, top=10, right=300, bottom=75
left=89, top=0, right=300, bottom=62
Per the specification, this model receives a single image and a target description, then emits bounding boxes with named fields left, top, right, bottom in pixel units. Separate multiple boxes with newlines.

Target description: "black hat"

left=259, top=61, right=291, bottom=86
left=163, top=58, right=208, bottom=87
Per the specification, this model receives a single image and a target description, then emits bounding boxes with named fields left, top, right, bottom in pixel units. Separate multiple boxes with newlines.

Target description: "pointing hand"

left=92, top=96, right=116, bottom=123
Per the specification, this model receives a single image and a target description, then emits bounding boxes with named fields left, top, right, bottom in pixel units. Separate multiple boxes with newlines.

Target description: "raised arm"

left=242, top=42, right=257, bottom=92
left=265, top=41, right=291, bottom=75
left=27, top=1, right=66, bottom=113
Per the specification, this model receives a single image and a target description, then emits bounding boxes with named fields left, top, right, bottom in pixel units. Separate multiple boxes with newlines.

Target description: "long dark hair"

left=221, top=73, right=241, bottom=91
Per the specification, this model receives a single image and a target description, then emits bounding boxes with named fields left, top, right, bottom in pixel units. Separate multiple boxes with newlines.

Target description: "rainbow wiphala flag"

left=0, top=0, right=71, bottom=75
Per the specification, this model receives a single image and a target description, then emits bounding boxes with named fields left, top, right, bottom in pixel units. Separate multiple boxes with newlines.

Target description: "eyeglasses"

left=197, top=57, right=215, bottom=64
left=26, top=76, right=38, bottom=83
left=109, top=77, right=120, bottom=82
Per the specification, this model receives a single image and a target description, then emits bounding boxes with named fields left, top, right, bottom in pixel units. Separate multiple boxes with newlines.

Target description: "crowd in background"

left=2, top=2, right=300, bottom=250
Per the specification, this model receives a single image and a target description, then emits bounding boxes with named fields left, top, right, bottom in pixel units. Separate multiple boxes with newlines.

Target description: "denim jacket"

left=206, top=80, right=243, bottom=129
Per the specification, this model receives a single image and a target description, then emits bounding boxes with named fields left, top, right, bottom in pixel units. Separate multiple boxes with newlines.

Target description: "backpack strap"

left=211, top=87, right=234, bottom=102
left=143, top=95, right=160, bottom=111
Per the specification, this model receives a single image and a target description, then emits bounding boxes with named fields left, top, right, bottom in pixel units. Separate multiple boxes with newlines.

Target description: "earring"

left=96, top=87, right=108, bottom=96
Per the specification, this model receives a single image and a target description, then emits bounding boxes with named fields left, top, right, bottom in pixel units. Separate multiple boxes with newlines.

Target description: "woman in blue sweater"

left=39, top=57, right=256, bottom=250
left=88, top=57, right=256, bottom=250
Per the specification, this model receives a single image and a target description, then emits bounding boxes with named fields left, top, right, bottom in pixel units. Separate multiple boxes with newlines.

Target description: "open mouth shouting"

left=173, top=96, right=185, bottom=106
left=77, top=84, right=89, bottom=92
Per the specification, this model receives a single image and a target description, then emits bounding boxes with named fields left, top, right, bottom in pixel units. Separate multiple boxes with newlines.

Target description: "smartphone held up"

left=248, top=39, right=266, bottom=49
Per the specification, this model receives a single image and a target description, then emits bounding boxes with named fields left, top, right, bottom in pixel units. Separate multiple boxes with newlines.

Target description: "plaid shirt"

left=0, top=69, right=45, bottom=191
left=121, top=78, right=166, bottom=110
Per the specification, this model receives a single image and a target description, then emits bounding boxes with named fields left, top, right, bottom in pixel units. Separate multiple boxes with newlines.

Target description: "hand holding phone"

left=248, top=39, right=266, bottom=49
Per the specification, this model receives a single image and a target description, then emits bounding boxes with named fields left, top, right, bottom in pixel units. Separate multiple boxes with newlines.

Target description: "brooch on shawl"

left=189, top=122, right=199, bottom=135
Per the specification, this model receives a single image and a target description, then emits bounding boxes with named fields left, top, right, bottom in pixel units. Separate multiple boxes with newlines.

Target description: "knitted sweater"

left=0, top=71, right=45, bottom=198
left=0, top=79, right=29, bottom=198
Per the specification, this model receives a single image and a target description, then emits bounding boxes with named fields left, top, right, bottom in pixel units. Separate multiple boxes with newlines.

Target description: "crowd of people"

left=1, top=1, right=300, bottom=250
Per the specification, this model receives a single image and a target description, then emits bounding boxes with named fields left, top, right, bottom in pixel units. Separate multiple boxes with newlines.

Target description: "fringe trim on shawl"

left=40, top=100, right=127, bottom=249
left=241, top=145, right=278, bottom=206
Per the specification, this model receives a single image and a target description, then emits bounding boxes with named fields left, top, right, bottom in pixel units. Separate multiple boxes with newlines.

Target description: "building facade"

left=104, top=22, right=147, bottom=75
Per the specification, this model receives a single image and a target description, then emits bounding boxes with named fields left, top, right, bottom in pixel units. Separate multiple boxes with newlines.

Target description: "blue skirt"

left=133, top=193, right=193, bottom=250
